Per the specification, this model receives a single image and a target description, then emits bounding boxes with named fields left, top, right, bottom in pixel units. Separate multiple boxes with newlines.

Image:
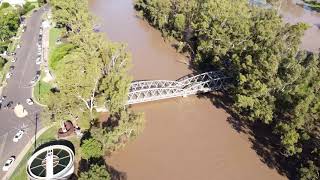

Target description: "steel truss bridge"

left=127, top=71, right=229, bottom=105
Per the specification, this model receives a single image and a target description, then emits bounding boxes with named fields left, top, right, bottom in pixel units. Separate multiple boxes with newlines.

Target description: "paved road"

left=0, top=7, right=46, bottom=178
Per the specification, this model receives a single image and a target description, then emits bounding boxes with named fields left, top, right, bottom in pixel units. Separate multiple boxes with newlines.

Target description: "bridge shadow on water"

left=196, top=92, right=295, bottom=179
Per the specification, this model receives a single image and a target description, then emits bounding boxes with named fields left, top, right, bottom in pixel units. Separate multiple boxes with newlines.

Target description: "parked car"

left=16, top=44, right=21, bottom=49
left=11, top=57, right=17, bottom=63
left=0, top=96, right=6, bottom=103
left=13, top=130, right=24, bottom=142
left=26, top=98, right=34, bottom=105
left=6, top=72, right=12, bottom=79
left=30, top=72, right=40, bottom=84
left=36, top=57, right=41, bottom=65
left=2, top=156, right=15, bottom=171
left=4, top=101, right=13, bottom=109
left=9, top=66, right=14, bottom=71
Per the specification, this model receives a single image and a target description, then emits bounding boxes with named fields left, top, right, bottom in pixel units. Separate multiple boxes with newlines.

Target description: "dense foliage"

left=78, top=164, right=111, bottom=180
left=49, top=0, right=145, bottom=176
left=81, top=138, right=103, bottom=160
left=50, top=0, right=134, bottom=123
left=303, top=0, right=320, bottom=11
left=135, top=0, right=320, bottom=179
left=49, top=43, right=75, bottom=70
left=0, top=2, right=36, bottom=53
left=0, top=4, right=20, bottom=52
left=91, top=110, right=144, bottom=155
left=0, top=57, right=7, bottom=71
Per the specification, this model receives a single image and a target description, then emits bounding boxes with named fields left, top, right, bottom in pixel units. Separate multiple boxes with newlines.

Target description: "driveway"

left=0, top=7, right=46, bottom=178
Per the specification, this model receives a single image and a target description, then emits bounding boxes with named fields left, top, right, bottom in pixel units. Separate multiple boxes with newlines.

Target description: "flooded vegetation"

left=87, top=0, right=320, bottom=179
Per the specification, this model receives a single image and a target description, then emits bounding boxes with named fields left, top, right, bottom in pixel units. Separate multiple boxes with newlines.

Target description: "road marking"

left=0, top=133, right=8, bottom=157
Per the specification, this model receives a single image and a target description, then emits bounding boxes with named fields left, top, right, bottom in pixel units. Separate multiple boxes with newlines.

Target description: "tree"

left=78, top=164, right=111, bottom=180
left=91, top=110, right=145, bottom=154
left=0, top=6, right=20, bottom=42
left=134, top=0, right=320, bottom=177
left=81, top=138, right=103, bottom=160
left=49, top=0, right=133, bottom=127
left=299, top=161, right=319, bottom=180
left=50, top=0, right=94, bottom=33
left=0, top=57, right=7, bottom=71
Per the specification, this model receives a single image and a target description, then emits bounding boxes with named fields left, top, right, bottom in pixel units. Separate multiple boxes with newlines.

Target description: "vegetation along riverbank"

left=39, top=0, right=146, bottom=178
left=135, top=0, right=320, bottom=179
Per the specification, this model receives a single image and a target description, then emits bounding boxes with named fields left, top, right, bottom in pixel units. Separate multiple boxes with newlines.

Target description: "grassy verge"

left=33, top=78, right=52, bottom=105
left=49, top=28, right=62, bottom=54
left=303, top=0, right=320, bottom=11
left=32, top=27, right=63, bottom=105
left=10, top=126, right=59, bottom=180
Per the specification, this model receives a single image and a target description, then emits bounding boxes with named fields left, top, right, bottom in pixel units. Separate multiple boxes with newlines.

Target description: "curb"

left=2, top=125, right=54, bottom=180
left=31, top=85, right=47, bottom=107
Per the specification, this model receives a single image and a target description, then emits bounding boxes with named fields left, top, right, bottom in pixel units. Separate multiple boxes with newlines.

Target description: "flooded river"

left=280, top=0, right=320, bottom=51
left=86, top=0, right=315, bottom=179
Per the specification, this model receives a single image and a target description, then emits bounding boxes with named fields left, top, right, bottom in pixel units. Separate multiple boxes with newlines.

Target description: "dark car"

left=4, top=101, right=13, bottom=110
left=9, top=66, right=14, bottom=71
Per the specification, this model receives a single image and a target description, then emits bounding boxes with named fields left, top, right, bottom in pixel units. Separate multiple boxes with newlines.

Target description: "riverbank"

left=89, top=0, right=288, bottom=179
left=280, top=0, right=320, bottom=52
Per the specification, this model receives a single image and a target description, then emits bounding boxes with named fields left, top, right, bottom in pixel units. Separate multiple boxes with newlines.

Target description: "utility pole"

left=34, top=113, right=39, bottom=150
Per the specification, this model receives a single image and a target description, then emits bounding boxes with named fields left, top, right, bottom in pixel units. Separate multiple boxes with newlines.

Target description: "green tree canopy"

left=81, top=138, right=103, bottom=160
left=78, top=164, right=111, bottom=180
left=135, top=0, right=320, bottom=178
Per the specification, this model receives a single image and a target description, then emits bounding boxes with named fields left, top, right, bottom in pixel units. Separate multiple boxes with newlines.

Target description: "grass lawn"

left=10, top=126, right=59, bottom=180
left=33, top=79, right=52, bottom=105
left=49, top=28, right=62, bottom=54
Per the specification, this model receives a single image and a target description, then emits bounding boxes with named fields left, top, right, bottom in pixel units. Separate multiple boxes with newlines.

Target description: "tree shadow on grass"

left=197, top=92, right=294, bottom=179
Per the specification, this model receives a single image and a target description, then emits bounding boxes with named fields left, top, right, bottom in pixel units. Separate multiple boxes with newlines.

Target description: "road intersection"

left=0, top=7, right=46, bottom=178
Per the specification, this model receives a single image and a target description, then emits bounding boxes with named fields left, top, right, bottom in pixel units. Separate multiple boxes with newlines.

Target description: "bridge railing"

left=127, top=71, right=229, bottom=105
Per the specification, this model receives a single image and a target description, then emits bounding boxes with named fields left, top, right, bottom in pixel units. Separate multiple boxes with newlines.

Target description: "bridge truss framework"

left=127, top=71, right=229, bottom=105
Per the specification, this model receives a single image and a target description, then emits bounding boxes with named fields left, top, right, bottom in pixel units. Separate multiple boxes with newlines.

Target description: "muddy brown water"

left=88, top=0, right=293, bottom=179
left=280, top=0, right=320, bottom=52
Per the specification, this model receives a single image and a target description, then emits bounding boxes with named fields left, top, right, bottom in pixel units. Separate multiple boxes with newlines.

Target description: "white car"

left=36, top=57, right=41, bottom=65
left=2, top=156, right=15, bottom=171
left=26, top=98, right=34, bottom=105
left=16, top=44, right=21, bottom=49
left=13, top=130, right=24, bottom=142
left=6, top=72, right=12, bottom=79
left=11, top=58, right=17, bottom=63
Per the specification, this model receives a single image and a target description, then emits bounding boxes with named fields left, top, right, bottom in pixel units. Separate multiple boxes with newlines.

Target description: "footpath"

left=2, top=125, right=53, bottom=180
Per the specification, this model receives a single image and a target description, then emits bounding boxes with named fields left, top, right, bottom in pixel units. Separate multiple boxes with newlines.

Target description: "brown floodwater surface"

left=89, top=0, right=191, bottom=80
left=280, top=0, right=320, bottom=52
left=89, top=0, right=287, bottom=179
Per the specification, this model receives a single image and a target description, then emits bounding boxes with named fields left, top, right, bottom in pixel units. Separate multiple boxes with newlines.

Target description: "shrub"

left=78, top=165, right=111, bottom=180
left=80, top=138, right=103, bottom=160
left=0, top=57, right=7, bottom=71
left=0, top=2, right=10, bottom=10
